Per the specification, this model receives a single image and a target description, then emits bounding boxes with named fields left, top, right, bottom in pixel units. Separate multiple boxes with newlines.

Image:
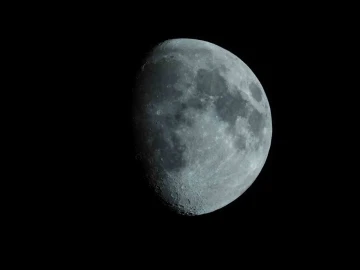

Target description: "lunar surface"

left=132, top=38, right=272, bottom=216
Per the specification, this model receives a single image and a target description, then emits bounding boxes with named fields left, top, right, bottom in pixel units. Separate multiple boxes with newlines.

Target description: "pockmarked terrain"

left=132, top=38, right=272, bottom=216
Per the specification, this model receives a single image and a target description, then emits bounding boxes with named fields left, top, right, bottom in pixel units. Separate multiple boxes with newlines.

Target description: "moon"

left=132, top=38, right=272, bottom=216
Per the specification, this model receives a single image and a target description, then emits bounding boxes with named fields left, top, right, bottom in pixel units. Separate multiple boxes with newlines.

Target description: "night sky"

left=40, top=10, right=353, bottom=259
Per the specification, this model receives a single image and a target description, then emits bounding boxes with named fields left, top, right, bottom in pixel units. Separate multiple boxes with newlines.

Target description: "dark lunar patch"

left=136, top=58, right=185, bottom=104
left=165, top=102, right=195, bottom=127
left=248, top=109, right=264, bottom=137
left=195, top=67, right=252, bottom=130
left=196, top=69, right=227, bottom=96
left=174, top=112, right=182, bottom=122
left=174, top=110, right=193, bottom=127
left=187, top=97, right=206, bottom=110
left=249, top=82, right=262, bottom=102
left=184, top=82, right=192, bottom=89
left=234, top=134, right=247, bottom=151
left=214, top=89, right=249, bottom=128
left=164, top=114, right=178, bottom=129
left=164, top=97, right=208, bottom=130
left=149, top=128, right=186, bottom=172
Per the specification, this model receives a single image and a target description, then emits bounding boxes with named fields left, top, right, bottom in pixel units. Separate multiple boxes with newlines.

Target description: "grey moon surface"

left=132, top=38, right=272, bottom=216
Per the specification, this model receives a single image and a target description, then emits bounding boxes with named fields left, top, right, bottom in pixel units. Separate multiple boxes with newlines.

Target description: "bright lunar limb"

left=132, top=38, right=272, bottom=216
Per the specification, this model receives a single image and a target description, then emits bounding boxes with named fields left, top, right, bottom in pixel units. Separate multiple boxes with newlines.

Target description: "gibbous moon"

left=132, top=38, right=272, bottom=216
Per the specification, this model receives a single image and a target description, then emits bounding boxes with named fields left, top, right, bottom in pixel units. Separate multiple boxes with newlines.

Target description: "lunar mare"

left=132, top=38, right=272, bottom=216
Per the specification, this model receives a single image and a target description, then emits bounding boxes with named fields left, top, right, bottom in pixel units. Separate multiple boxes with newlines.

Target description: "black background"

left=65, top=25, right=323, bottom=242
left=64, top=28, right=316, bottom=230
left=25, top=8, right=356, bottom=259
